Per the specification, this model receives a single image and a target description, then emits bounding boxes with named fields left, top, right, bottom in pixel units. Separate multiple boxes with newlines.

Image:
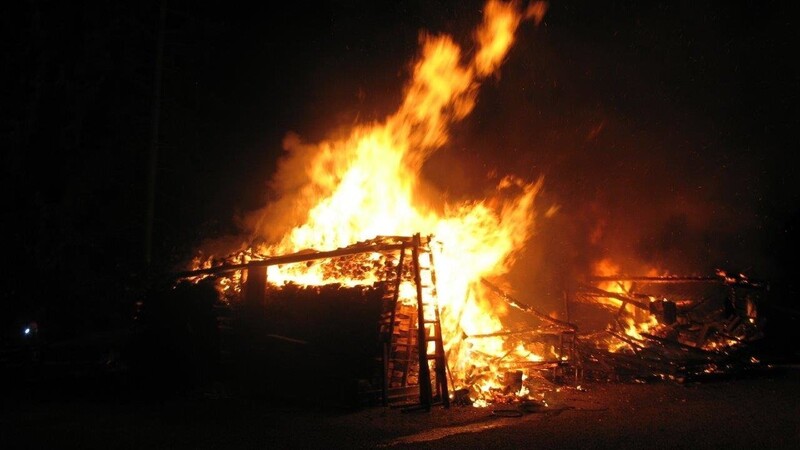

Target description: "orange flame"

left=209, top=1, right=550, bottom=404
left=592, top=258, right=661, bottom=351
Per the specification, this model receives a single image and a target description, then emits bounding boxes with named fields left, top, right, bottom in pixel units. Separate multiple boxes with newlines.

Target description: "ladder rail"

left=412, top=234, right=434, bottom=410
left=424, top=237, right=450, bottom=407
left=380, top=243, right=407, bottom=405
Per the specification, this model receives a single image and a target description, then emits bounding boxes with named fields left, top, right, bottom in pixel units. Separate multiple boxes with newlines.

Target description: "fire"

left=218, top=0, right=549, bottom=403
left=183, top=0, right=768, bottom=400
left=592, top=258, right=661, bottom=351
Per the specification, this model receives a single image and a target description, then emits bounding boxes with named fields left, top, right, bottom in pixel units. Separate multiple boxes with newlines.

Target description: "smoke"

left=440, top=5, right=780, bottom=309
left=198, top=0, right=787, bottom=299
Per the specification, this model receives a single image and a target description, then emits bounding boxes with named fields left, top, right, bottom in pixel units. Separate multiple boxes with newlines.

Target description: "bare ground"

left=2, top=367, right=798, bottom=449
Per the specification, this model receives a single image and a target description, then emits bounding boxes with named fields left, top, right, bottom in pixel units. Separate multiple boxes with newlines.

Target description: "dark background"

left=4, top=0, right=798, bottom=341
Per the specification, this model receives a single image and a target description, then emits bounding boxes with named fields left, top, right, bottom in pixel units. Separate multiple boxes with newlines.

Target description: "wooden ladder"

left=378, top=240, right=418, bottom=405
left=376, top=234, right=450, bottom=409
left=412, top=234, right=450, bottom=410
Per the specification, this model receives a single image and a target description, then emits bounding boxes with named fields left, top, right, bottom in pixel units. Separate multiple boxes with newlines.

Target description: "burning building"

left=169, top=0, right=768, bottom=409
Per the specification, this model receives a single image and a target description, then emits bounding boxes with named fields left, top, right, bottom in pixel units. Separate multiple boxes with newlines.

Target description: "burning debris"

left=176, top=237, right=770, bottom=409
left=572, top=271, right=768, bottom=383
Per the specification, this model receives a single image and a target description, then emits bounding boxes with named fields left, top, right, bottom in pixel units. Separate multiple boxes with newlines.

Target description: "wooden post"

left=244, top=267, right=267, bottom=311
left=412, top=234, right=433, bottom=410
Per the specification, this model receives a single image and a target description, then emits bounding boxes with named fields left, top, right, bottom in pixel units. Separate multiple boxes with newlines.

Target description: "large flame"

left=258, top=1, right=540, bottom=253
left=214, top=1, right=549, bottom=403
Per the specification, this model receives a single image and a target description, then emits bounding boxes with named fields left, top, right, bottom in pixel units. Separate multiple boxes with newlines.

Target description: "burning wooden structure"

left=178, top=234, right=450, bottom=410
left=163, top=0, right=770, bottom=409
left=170, top=236, right=770, bottom=409
left=163, top=1, right=558, bottom=408
left=174, top=231, right=594, bottom=408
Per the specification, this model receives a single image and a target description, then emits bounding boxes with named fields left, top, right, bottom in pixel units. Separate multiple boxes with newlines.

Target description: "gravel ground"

left=2, top=367, right=798, bottom=449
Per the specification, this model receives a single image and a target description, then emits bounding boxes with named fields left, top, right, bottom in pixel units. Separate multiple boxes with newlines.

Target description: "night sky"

left=4, top=0, right=798, bottom=338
